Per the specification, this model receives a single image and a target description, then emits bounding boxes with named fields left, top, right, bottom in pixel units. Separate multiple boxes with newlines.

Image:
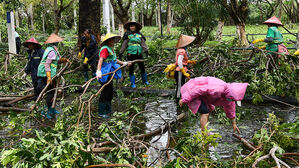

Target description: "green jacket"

left=37, top=46, right=59, bottom=77
left=266, top=26, right=283, bottom=52
left=127, top=33, right=143, bottom=55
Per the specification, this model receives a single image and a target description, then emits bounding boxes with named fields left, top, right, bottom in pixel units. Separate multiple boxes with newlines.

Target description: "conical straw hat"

left=23, top=37, right=42, bottom=48
left=44, top=33, right=64, bottom=44
left=176, top=34, right=196, bottom=48
left=124, top=21, right=142, bottom=31
left=264, top=16, right=283, bottom=26
left=101, top=33, right=121, bottom=45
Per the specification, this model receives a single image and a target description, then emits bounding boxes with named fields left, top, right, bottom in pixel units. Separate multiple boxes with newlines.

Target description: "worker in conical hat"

left=119, top=21, right=149, bottom=88
left=164, top=34, right=197, bottom=103
left=252, top=16, right=289, bottom=62
left=96, top=33, right=132, bottom=118
left=22, top=37, right=44, bottom=99
left=36, top=33, right=69, bottom=119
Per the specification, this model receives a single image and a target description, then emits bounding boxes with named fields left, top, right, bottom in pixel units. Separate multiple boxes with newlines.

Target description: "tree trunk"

left=54, top=0, right=59, bottom=34
left=15, top=11, right=19, bottom=27
left=216, top=19, right=225, bottom=41
left=236, top=23, right=248, bottom=46
left=166, top=0, right=171, bottom=34
left=141, top=2, right=144, bottom=27
left=131, top=1, right=135, bottom=21
left=74, top=6, right=77, bottom=31
left=29, top=3, right=34, bottom=29
left=42, top=13, right=45, bottom=33
left=119, top=24, right=124, bottom=37
left=157, top=1, right=161, bottom=32
left=110, top=2, right=115, bottom=32
left=103, top=0, right=111, bottom=33
left=79, top=0, right=101, bottom=42
left=278, top=0, right=282, bottom=19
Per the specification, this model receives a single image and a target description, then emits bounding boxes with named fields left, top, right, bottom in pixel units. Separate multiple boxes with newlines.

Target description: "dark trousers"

left=83, top=58, right=98, bottom=75
left=99, top=77, right=113, bottom=104
left=175, top=71, right=186, bottom=103
left=36, top=77, right=55, bottom=108
left=127, top=54, right=146, bottom=76
left=33, top=80, right=39, bottom=100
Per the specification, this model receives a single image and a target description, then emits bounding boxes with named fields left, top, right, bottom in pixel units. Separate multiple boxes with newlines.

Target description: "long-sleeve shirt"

left=80, top=35, right=98, bottom=60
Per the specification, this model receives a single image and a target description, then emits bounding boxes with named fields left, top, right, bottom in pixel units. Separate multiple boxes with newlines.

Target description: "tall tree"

left=173, top=0, right=218, bottom=45
left=166, top=0, right=172, bottom=34
left=54, top=0, right=74, bottom=34
left=143, top=0, right=156, bottom=26
left=78, top=0, right=101, bottom=42
left=219, top=0, right=250, bottom=46
left=282, top=0, right=299, bottom=23
left=110, top=0, right=132, bottom=24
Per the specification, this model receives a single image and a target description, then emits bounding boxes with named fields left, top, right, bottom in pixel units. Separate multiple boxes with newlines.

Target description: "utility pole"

left=7, top=11, right=17, bottom=57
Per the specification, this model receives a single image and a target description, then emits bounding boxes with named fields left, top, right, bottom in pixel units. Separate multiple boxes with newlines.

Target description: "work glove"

left=252, top=38, right=264, bottom=44
left=180, top=68, right=190, bottom=79
left=21, top=73, right=27, bottom=79
left=258, top=46, right=266, bottom=50
left=164, top=64, right=176, bottom=73
left=58, top=57, right=69, bottom=63
left=294, top=49, right=299, bottom=56
left=187, top=60, right=197, bottom=65
left=122, top=62, right=128, bottom=66
left=78, top=52, right=82, bottom=59
left=46, top=71, right=52, bottom=84
left=96, top=70, right=102, bottom=80
left=83, top=57, right=88, bottom=64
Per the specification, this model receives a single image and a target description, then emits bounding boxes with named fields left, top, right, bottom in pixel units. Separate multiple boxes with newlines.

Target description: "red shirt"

left=100, top=48, right=109, bottom=59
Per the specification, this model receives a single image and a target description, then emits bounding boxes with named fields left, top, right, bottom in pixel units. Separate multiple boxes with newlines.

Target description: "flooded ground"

left=0, top=96, right=297, bottom=167
left=143, top=98, right=298, bottom=167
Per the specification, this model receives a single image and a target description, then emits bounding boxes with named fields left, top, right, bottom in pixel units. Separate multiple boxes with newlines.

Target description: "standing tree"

left=54, top=0, right=74, bottom=34
left=78, top=0, right=101, bottom=42
left=166, top=0, right=172, bottom=34
left=255, top=0, right=279, bottom=21
left=219, top=0, right=250, bottom=46
left=173, top=0, right=218, bottom=45
left=110, top=0, right=132, bottom=24
left=282, top=0, right=299, bottom=23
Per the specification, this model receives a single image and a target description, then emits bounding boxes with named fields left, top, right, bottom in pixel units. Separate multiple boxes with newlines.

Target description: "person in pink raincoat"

left=179, top=76, right=248, bottom=134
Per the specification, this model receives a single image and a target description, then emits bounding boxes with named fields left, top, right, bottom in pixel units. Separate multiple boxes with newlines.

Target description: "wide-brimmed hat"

left=101, top=33, right=121, bottom=45
left=264, top=16, right=283, bottom=26
left=176, top=34, right=196, bottom=48
left=23, top=37, right=42, bottom=48
left=44, top=33, right=64, bottom=44
left=124, top=21, right=142, bottom=31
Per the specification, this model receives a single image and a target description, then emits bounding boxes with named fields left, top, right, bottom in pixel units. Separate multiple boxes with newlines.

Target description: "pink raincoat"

left=180, top=76, right=248, bottom=119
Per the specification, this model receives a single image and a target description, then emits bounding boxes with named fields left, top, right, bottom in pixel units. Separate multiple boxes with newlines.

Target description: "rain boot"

left=49, top=107, right=60, bottom=115
left=41, top=107, right=52, bottom=119
left=130, top=75, right=136, bottom=88
left=105, top=101, right=112, bottom=114
left=83, top=71, right=89, bottom=81
left=141, top=73, right=149, bottom=85
left=98, top=102, right=110, bottom=119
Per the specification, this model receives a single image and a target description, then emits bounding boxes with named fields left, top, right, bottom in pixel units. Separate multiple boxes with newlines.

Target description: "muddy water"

left=143, top=98, right=298, bottom=167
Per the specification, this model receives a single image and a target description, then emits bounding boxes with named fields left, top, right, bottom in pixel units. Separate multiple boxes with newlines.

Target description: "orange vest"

left=175, top=48, right=189, bottom=71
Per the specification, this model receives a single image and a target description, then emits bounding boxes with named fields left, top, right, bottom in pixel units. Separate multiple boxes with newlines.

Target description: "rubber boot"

left=83, top=71, right=89, bottom=81
left=105, top=101, right=112, bottom=114
left=41, top=107, right=52, bottom=119
left=141, top=73, right=149, bottom=85
left=130, top=75, right=136, bottom=88
left=98, top=102, right=110, bottom=119
left=49, top=107, right=60, bottom=115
